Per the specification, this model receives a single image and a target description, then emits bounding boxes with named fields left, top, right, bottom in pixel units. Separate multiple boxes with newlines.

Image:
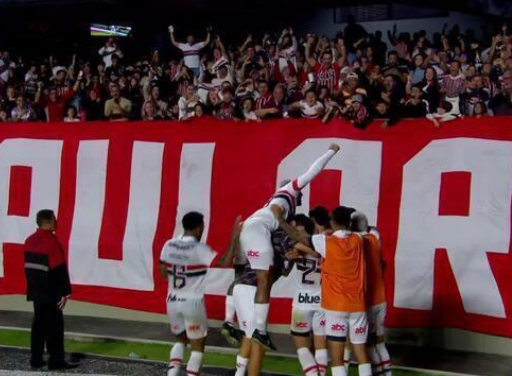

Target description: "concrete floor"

left=1, top=311, right=512, bottom=375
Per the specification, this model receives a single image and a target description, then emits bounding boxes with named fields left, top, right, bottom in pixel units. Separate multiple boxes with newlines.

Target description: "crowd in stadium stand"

left=1, top=19, right=512, bottom=127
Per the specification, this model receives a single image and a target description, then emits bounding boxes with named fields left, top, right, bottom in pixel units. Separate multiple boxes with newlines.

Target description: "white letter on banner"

left=69, top=140, right=164, bottom=291
left=271, top=138, right=382, bottom=298
left=394, top=138, right=512, bottom=318
left=276, top=138, right=382, bottom=223
left=0, top=139, right=63, bottom=277
left=173, top=143, right=215, bottom=240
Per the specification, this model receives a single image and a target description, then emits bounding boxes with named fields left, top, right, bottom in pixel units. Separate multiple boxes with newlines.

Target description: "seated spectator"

left=473, top=101, right=488, bottom=118
left=420, top=67, right=441, bottom=113
left=82, top=89, right=104, bottom=121
left=287, top=89, right=325, bottom=119
left=178, top=85, right=199, bottom=120
left=255, top=80, right=272, bottom=109
left=490, top=69, right=512, bottom=115
left=427, top=100, right=460, bottom=128
left=104, top=83, right=132, bottom=121
left=398, top=85, right=429, bottom=118
left=193, top=103, right=206, bottom=119
left=341, top=94, right=370, bottom=129
left=141, top=100, right=162, bottom=121
left=64, top=105, right=80, bottom=122
left=0, top=107, right=8, bottom=122
left=214, top=86, right=240, bottom=121
left=11, top=96, right=36, bottom=122
left=3, top=86, right=18, bottom=115
left=241, top=97, right=260, bottom=122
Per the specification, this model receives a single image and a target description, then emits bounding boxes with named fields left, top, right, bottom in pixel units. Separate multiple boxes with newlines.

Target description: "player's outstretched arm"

left=294, top=242, right=321, bottom=258
left=216, top=216, right=243, bottom=267
left=294, top=143, right=340, bottom=190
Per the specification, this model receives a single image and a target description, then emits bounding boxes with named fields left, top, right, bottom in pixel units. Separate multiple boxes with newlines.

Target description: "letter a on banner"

left=276, top=138, right=382, bottom=224
left=395, top=138, right=512, bottom=318
left=69, top=140, right=164, bottom=291
left=0, top=139, right=63, bottom=277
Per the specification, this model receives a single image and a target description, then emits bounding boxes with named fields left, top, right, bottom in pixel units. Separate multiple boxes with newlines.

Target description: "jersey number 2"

left=301, top=259, right=318, bottom=285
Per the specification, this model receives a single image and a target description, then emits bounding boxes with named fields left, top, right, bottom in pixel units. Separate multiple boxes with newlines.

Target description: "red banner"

left=0, top=117, right=511, bottom=338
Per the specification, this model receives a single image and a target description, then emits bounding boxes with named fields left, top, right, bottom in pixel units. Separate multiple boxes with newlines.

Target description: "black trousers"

left=31, top=301, right=64, bottom=364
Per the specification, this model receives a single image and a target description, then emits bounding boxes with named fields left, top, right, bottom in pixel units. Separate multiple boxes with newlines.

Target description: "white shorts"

left=368, top=303, right=387, bottom=337
left=324, top=310, right=368, bottom=344
left=233, top=284, right=257, bottom=338
left=291, top=307, right=325, bottom=337
left=166, top=295, right=208, bottom=340
left=240, top=219, right=273, bottom=271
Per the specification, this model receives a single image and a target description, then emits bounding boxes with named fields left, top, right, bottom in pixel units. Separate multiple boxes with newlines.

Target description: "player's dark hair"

left=292, top=214, right=315, bottom=236
left=36, top=209, right=55, bottom=227
left=309, top=206, right=331, bottom=228
left=331, top=206, right=356, bottom=227
left=182, top=212, right=204, bottom=231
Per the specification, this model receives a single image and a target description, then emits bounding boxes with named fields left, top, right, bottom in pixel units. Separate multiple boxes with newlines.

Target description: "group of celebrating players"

left=159, top=144, right=392, bottom=376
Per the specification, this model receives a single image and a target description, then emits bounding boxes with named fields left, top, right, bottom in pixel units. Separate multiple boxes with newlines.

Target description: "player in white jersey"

left=286, top=214, right=328, bottom=376
left=160, top=212, right=242, bottom=376
left=239, top=144, right=340, bottom=350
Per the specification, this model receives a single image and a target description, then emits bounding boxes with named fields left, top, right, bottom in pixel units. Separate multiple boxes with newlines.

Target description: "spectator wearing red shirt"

left=255, top=81, right=272, bottom=109
left=24, top=210, right=76, bottom=370
left=35, top=80, right=80, bottom=122
left=305, top=40, right=341, bottom=95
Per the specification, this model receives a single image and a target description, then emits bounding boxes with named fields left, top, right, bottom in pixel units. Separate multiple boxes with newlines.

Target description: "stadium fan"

left=169, top=25, right=211, bottom=78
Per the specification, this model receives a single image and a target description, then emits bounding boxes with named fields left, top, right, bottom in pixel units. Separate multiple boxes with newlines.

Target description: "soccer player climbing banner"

left=0, top=117, right=511, bottom=339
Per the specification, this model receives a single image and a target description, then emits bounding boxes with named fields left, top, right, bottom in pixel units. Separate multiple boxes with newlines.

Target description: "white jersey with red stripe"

left=300, top=100, right=324, bottom=119
left=178, top=42, right=206, bottom=69
left=244, top=149, right=337, bottom=232
left=160, top=235, right=217, bottom=299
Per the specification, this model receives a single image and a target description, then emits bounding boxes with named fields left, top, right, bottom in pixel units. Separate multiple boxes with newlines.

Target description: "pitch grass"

left=0, top=328, right=436, bottom=375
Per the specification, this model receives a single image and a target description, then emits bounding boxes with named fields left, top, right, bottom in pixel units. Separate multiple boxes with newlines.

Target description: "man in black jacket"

left=24, top=209, right=77, bottom=370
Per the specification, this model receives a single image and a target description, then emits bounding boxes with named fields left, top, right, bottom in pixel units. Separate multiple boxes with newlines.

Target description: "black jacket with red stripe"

left=24, top=229, right=72, bottom=304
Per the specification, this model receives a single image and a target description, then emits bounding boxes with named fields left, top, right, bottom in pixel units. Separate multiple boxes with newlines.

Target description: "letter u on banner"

left=68, top=140, right=164, bottom=291
left=0, top=139, right=63, bottom=277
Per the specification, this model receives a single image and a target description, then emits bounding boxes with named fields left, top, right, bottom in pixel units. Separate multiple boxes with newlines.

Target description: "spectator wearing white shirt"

left=11, top=96, right=36, bottom=122
left=64, top=105, right=81, bottom=122
left=98, top=38, right=124, bottom=68
left=169, top=25, right=211, bottom=77
left=178, top=85, right=200, bottom=120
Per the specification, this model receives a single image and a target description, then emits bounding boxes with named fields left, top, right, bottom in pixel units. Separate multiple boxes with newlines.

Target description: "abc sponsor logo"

left=355, top=326, right=367, bottom=335
left=188, top=324, right=201, bottom=331
left=247, top=250, right=260, bottom=258
left=295, top=321, right=309, bottom=329
left=331, top=323, right=346, bottom=332
left=298, top=292, right=321, bottom=305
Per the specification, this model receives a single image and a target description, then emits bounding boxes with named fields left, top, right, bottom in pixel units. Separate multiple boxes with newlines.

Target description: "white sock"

left=254, top=303, right=269, bottom=333
left=225, top=295, right=236, bottom=324
left=186, top=351, right=203, bottom=376
left=315, top=349, right=328, bottom=376
left=331, top=365, right=347, bottom=376
left=167, top=342, right=184, bottom=376
left=358, top=363, right=372, bottom=376
left=235, top=355, right=249, bottom=376
left=343, top=347, right=351, bottom=373
left=297, top=347, right=319, bottom=376
left=368, top=345, right=382, bottom=374
left=376, top=342, right=392, bottom=375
